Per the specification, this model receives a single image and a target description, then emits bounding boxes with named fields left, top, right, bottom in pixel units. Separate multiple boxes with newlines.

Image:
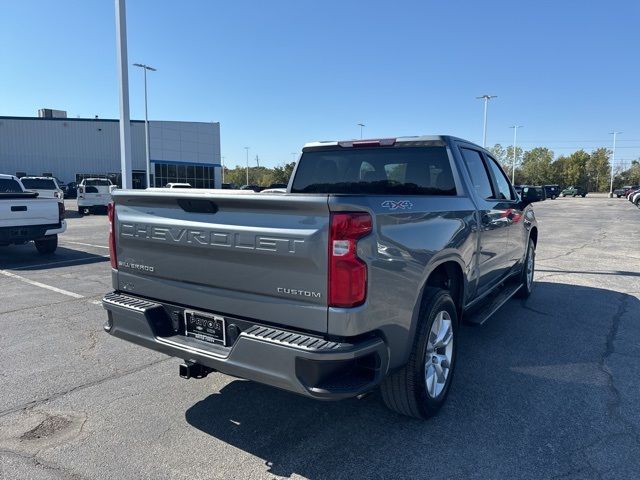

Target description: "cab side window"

left=486, top=156, right=515, bottom=201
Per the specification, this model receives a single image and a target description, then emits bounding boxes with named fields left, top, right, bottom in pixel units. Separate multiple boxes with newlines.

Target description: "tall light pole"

left=510, top=125, right=523, bottom=184
left=115, top=0, right=132, bottom=189
left=244, top=147, right=250, bottom=185
left=609, top=131, right=622, bottom=197
left=357, top=123, right=365, bottom=139
left=221, top=156, right=225, bottom=183
left=476, top=95, right=497, bottom=147
left=133, top=63, right=156, bottom=188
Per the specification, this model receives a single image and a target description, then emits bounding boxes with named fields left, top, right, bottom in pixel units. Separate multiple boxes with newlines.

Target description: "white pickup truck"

left=77, top=178, right=114, bottom=215
left=0, top=174, right=66, bottom=254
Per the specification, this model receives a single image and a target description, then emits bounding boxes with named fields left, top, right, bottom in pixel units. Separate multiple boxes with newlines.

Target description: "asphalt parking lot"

left=1, top=195, right=639, bottom=480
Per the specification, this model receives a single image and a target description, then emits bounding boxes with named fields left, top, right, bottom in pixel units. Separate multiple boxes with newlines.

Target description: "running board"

left=464, top=283, right=522, bottom=325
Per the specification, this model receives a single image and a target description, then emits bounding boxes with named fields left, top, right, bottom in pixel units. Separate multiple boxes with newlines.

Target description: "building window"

left=153, top=162, right=214, bottom=188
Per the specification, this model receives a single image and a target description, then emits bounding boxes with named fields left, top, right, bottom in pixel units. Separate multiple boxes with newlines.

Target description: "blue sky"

left=1, top=0, right=639, bottom=168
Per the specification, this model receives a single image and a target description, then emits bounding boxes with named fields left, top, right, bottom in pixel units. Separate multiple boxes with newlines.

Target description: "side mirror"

left=520, top=187, right=542, bottom=205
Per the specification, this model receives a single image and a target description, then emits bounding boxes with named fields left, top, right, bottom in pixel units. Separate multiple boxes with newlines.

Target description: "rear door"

left=113, top=191, right=330, bottom=333
left=483, top=153, right=524, bottom=266
left=458, top=146, right=513, bottom=294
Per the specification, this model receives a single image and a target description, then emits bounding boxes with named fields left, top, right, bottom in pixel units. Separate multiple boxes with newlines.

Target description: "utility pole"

left=510, top=125, right=523, bottom=184
left=244, top=147, right=249, bottom=185
left=115, top=0, right=132, bottom=189
left=609, top=131, right=621, bottom=197
left=256, top=155, right=260, bottom=168
left=221, top=156, right=225, bottom=183
left=476, top=95, right=497, bottom=147
left=357, top=123, right=365, bottom=139
left=133, top=63, right=156, bottom=188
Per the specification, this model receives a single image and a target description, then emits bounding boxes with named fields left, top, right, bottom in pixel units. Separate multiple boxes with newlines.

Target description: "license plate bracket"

left=184, top=310, right=226, bottom=346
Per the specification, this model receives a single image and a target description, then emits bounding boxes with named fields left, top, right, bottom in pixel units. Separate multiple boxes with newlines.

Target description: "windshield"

left=21, top=178, right=57, bottom=190
left=291, top=146, right=456, bottom=195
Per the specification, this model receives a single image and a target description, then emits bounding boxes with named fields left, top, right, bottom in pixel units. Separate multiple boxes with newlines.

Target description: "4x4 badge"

left=381, top=200, right=413, bottom=210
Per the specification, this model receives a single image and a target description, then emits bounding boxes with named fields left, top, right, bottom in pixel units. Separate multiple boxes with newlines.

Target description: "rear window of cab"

left=291, top=146, right=456, bottom=195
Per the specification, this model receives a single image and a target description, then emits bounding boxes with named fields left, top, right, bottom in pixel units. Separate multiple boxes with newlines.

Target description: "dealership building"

left=0, top=112, right=221, bottom=188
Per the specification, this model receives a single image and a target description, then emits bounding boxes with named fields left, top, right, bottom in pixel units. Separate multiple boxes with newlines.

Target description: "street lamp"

left=609, top=131, right=622, bottom=197
left=357, top=123, right=365, bottom=139
left=476, top=95, right=497, bottom=147
left=115, top=0, right=132, bottom=189
left=133, top=63, right=156, bottom=188
left=244, top=147, right=250, bottom=185
left=510, top=125, right=523, bottom=184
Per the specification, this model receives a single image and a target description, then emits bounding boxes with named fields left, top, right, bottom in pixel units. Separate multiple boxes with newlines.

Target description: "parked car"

left=515, top=185, right=545, bottom=201
left=240, top=184, right=262, bottom=192
left=614, top=186, right=632, bottom=197
left=260, top=188, right=286, bottom=194
left=625, top=188, right=640, bottom=200
left=64, top=182, right=78, bottom=199
left=165, top=183, right=192, bottom=189
left=0, top=174, right=66, bottom=253
left=77, top=178, right=114, bottom=215
left=544, top=184, right=560, bottom=199
left=631, top=190, right=640, bottom=206
left=560, top=186, right=586, bottom=197
left=102, top=134, right=540, bottom=420
left=19, top=177, right=64, bottom=203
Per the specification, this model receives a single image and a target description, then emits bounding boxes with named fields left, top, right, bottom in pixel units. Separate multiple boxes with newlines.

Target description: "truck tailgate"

left=112, top=191, right=330, bottom=333
left=0, top=197, right=59, bottom=228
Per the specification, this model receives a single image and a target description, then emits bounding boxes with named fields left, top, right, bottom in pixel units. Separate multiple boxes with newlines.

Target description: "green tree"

left=564, top=150, right=590, bottom=188
left=271, top=162, right=296, bottom=184
left=521, top=147, right=554, bottom=185
left=586, top=148, right=610, bottom=192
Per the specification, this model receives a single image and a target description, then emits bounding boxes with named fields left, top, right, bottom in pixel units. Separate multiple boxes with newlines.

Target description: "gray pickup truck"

left=103, top=135, right=540, bottom=419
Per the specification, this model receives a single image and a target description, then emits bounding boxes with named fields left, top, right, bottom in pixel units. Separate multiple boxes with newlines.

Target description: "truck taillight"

left=108, top=202, right=117, bottom=269
left=58, top=202, right=65, bottom=220
left=328, top=212, right=372, bottom=308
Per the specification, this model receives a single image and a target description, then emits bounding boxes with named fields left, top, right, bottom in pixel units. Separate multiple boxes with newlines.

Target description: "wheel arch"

left=397, top=259, right=465, bottom=368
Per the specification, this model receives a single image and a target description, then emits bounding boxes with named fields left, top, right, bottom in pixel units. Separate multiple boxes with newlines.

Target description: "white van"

left=77, top=178, right=114, bottom=215
left=20, top=177, right=64, bottom=203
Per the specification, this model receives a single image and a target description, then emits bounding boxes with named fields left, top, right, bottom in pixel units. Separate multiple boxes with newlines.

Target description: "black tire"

left=380, top=288, right=458, bottom=419
left=515, top=238, right=535, bottom=299
left=78, top=207, right=84, bottom=216
left=34, top=235, right=58, bottom=254
left=617, top=195, right=622, bottom=198
left=581, top=194, right=586, bottom=198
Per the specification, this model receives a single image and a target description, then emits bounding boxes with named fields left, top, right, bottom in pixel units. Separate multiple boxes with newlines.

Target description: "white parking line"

left=62, top=241, right=109, bottom=249
left=0, top=270, right=84, bottom=298
left=11, top=256, right=109, bottom=271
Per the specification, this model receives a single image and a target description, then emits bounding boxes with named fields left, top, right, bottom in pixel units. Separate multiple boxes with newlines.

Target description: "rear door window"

left=460, top=148, right=493, bottom=199
left=485, top=156, right=515, bottom=201
left=291, top=146, right=456, bottom=195
left=84, top=179, right=111, bottom=187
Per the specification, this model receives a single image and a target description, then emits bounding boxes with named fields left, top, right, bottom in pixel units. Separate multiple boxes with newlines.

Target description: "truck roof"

left=302, top=135, right=473, bottom=151
left=0, top=173, right=19, bottom=181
